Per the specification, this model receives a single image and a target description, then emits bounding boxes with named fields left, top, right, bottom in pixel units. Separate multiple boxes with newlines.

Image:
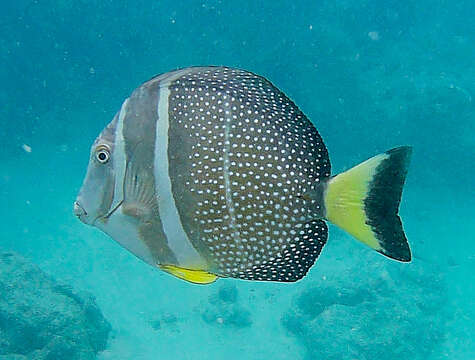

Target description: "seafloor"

left=1, top=1, right=473, bottom=359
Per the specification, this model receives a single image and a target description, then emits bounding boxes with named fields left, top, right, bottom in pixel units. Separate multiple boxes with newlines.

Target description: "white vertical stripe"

left=223, top=103, right=240, bottom=243
left=110, top=98, right=129, bottom=211
left=154, top=76, right=205, bottom=268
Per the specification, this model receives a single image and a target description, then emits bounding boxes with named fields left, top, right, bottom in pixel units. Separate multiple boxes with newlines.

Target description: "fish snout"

left=73, top=200, right=88, bottom=222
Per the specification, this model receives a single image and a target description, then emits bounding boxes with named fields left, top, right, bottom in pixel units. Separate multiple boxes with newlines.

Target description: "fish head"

left=74, top=116, right=118, bottom=226
left=73, top=103, right=158, bottom=266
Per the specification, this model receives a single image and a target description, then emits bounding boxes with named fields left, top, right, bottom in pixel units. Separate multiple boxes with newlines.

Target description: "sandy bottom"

left=0, top=145, right=473, bottom=360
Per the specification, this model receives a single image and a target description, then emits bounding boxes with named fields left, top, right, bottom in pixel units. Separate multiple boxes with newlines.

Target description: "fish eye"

left=95, top=145, right=110, bottom=164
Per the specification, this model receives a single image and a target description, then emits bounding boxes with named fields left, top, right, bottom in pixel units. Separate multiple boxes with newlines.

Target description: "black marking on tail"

left=365, top=146, right=412, bottom=261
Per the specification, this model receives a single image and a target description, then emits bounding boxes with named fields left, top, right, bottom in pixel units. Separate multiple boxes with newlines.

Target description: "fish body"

left=74, top=67, right=412, bottom=284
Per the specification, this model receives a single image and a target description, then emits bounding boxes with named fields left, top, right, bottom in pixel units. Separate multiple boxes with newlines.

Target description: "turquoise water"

left=1, top=0, right=474, bottom=359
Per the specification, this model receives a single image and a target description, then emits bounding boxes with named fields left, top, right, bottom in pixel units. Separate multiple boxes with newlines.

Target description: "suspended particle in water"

left=22, top=144, right=32, bottom=153
left=368, top=31, right=380, bottom=41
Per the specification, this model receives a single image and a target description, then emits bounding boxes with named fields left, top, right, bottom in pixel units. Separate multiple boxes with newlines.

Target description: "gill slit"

left=104, top=200, right=123, bottom=220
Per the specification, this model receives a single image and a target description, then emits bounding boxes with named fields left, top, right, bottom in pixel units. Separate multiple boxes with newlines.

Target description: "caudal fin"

left=324, top=146, right=412, bottom=261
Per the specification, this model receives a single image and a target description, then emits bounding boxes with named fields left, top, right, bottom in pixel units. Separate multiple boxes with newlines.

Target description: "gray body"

left=75, top=67, right=332, bottom=282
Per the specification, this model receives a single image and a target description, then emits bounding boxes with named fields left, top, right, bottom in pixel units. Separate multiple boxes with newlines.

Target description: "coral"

left=0, top=251, right=111, bottom=360
left=150, top=313, right=179, bottom=332
left=281, top=258, right=448, bottom=360
left=202, top=284, right=252, bottom=328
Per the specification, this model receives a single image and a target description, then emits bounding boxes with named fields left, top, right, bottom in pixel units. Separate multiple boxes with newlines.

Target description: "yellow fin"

left=159, top=264, right=218, bottom=284
left=324, top=147, right=412, bottom=261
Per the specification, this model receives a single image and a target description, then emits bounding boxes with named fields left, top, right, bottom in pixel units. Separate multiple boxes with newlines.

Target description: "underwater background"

left=1, top=0, right=474, bottom=359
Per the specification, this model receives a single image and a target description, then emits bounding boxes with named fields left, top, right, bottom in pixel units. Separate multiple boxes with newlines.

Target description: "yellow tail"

left=324, top=146, right=412, bottom=261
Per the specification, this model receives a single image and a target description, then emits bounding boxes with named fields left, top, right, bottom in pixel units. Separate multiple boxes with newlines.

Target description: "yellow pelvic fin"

left=159, top=264, right=218, bottom=285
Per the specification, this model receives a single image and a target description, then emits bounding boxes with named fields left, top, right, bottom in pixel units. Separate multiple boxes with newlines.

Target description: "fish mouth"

left=73, top=201, right=88, bottom=221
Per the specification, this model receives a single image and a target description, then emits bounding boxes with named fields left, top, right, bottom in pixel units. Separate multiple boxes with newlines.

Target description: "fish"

left=74, top=66, right=412, bottom=284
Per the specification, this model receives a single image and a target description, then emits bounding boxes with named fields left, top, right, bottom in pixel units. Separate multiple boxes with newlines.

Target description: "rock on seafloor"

left=0, top=250, right=111, bottom=360
left=281, top=256, right=448, bottom=360
left=202, top=284, right=252, bottom=328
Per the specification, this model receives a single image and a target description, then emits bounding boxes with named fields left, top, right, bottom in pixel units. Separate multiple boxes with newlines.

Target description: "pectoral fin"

left=122, top=149, right=158, bottom=221
left=159, top=264, right=218, bottom=285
